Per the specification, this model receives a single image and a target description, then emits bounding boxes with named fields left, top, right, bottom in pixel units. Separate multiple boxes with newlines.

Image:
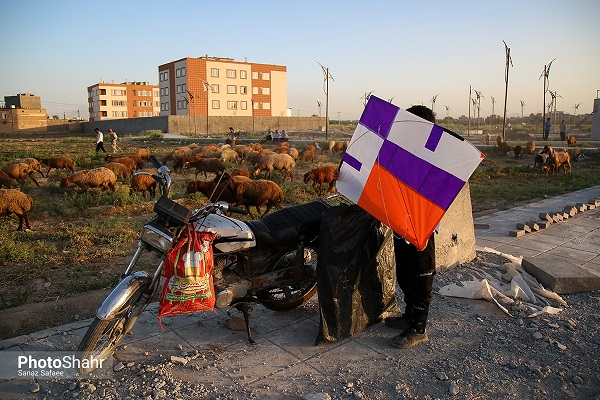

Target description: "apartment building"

left=87, top=81, right=160, bottom=122
left=158, top=57, right=287, bottom=118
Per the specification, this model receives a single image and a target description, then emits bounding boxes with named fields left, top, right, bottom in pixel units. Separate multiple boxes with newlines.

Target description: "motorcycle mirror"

left=214, top=201, right=230, bottom=212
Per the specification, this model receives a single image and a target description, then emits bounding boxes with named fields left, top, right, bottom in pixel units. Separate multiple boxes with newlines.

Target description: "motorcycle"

left=77, top=156, right=348, bottom=374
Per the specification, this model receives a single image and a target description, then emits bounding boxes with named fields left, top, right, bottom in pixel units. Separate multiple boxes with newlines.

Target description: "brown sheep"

left=571, top=147, right=582, bottom=161
left=541, top=146, right=571, bottom=175
left=298, top=146, right=317, bottom=162
left=184, top=158, right=226, bottom=179
left=303, top=165, right=338, bottom=196
left=254, top=153, right=295, bottom=181
left=130, top=169, right=158, bottom=198
left=567, top=136, right=576, bottom=145
left=39, top=156, right=76, bottom=175
left=186, top=179, right=238, bottom=204
left=173, top=155, right=200, bottom=174
left=513, top=145, right=524, bottom=159
left=226, top=177, right=284, bottom=218
left=135, top=148, right=151, bottom=160
left=0, top=188, right=33, bottom=231
left=104, top=162, right=132, bottom=181
left=234, top=145, right=254, bottom=159
left=106, top=154, right=143, bottom=170
left=525, top=141, right=536, bottom=155
left=104, top=156, right=138, bottom=172
left=12, top=158, right=44, bottom=177
left=497, top=141, right=512, bottom=154
left=60, top=167, right=117, bottom=192
left=332, top=141, right=348, bottom=154
left=162, top=146, right=196, bottom=165
left=232, top=167, right=251, bottom=178
left=0, top=171, right=15, bottom=189
left=220, top=149, right=239, bottom=163
left=2, top=163, right=40, bottom=187
left=496, top=135, right=505, bottom=146
left=249, top=143, right=262, bottom=151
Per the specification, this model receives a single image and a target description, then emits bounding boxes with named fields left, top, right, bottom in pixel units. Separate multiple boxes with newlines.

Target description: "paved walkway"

left=1, top=187, right=599, bottom=398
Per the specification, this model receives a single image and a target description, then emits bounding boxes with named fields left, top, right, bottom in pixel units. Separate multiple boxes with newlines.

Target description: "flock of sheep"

left=0, top=139, right=350, bottom=231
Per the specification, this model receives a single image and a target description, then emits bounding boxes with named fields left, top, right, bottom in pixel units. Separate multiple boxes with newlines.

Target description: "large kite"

left=337, top=96, right=485, bottom=250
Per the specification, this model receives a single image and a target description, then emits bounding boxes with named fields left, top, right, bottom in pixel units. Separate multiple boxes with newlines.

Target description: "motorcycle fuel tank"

left=193, top=213, right=256, bottom=252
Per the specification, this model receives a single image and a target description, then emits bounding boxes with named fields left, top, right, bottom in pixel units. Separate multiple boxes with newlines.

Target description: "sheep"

left=162, top=145, right=196, bottom=165
left=497, top=140, right=512, bottom=154
left=0, top=171, right=15, bottom=189
left=12, top=158, right=44, bottom=177
left=567, top=136, right=576, bottom=145
left=220, top=148, right=239, bottom=163
left=571, top=147, right=582, bottom=161
left=2, top=163, right=40, bottom=187
left=39, top=156, right=76, bottom=176
left=298, top=146, right=317, bottom=162
left=513, top=145, right=524, bottom=159
left=186, top=176, right=247, bottom=204
left=303, top=164, right=338, bottom=196
left=173, top=156, right=200, bottom=174
left=104, top=162, right=132, bottom=181
left=496, top=135, right=505, bottom=146
left=331, top=141, right=348, bottom=154
left=130, top=169, right=158, bottom=198
left=234, top=145, right=254, bottom=159
left=106, top=154, right=143, bottom=170
left=525, top=141, right=536, bottom=155
left=485, top=134, right=491, bottom=145
left=135, top=148, right=151, bottom=160
left=104, top=155, right=138, bottom=172
left=60, top=167, right=117, bottom=192
left=253, top=153, right=295, bottom=181
left=184, top=157, right=226, bottom=179
left=534, top=151, right=548, bottom=171
left=0, top=188, right=34, bottom=231
left=232, top=167, right=251, bottom=178
left=226, top=177, right=284, bottom=218
left=541, top=146, right=571, bottom=175
left=249, top=143, right=262, bottom=151
left=247, top=149, right=273, bottom=167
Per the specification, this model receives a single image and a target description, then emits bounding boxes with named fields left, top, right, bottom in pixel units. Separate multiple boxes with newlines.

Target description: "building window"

left=177, top=100, right=181, bottom=110
left=226, top=69, right=236, bottom=78
left=240, top=70, right=247, bottom=79
left=211, top=68, right=219, bottom=78
left=240, top=86, right=247, bottom=95
left=165, top=87, right=169, bottom=96
left=154, top=90, right=159, bottom=97
left=252, top=87, right=259, bottom=95
left=182, top=101, right=187, bottom=109
left=99, top=89, right=106, bottom=95
left=240, top=101, right=247, bottom=110
left=181, top=67, right=186, bottom=76
left=177, top=85, right=181, bottom=94
left=252, top=72, right=259, bottom=79
left=227, top=85, right=237, bottom=94
left=99, top=100, right=107, bottom=106
left=262, top=102, right=270, bottom=110
left=182, top=83, right=186, bottom=93
left=253, top=101, right=259, bottom=110
left=176, top=69, right=181, bottom=78
left=211, top=84, right=219, bottom=93
left=101, top=111, right=107, bottom=117
left=262, top=87, right=270, bottom=95
left=212, top=100, right=220, bottom=109
left=262, top=72, right=270, bottom=80
left=227, top=101, right=237, bottom=110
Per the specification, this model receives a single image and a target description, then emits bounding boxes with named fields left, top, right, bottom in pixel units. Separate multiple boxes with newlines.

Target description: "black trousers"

left=96, top=141, right=106, bottom=153
left=393, top=233, right=436, bottom=329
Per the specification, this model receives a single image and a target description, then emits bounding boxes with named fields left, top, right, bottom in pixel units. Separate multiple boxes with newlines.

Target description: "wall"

left=83, top=116, right=169, bottom=134
left=165, top=115, right=326, bottom=135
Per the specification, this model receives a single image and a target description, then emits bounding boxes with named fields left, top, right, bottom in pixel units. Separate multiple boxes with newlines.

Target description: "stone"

left=576, top=203, right=587, bottom=212
left=537, top=220, right=551, bottom=229
left=526, top=221, right=540, bottom=231
left=563, top=206, right=577, bottom=216
left=509, top=230, right=525, bottom=237
left=474, top=223, right=490, bottom=229
left=538, top=213, right=553, bottom=223
left=516, top=223, right=531, bottom=232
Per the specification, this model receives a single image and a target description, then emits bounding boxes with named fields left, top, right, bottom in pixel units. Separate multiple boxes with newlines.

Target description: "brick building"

left=87, top=81, right=160, bottom=122
left=0, top=93, right=48, bottom=133
left=158, top=57, right=288, bottom=118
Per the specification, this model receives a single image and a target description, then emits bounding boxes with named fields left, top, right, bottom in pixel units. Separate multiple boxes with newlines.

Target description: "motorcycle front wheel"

left=258, top=246, right=318, bottom=311
left=77, top=285, right=147, bottom=374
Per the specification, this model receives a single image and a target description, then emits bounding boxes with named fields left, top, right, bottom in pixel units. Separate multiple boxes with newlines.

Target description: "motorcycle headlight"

left=140, top=222, right=175, bottom=253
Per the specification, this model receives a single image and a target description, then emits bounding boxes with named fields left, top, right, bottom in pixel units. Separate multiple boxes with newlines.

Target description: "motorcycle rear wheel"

left=77, top=285, right=146, bottom=374
left=258, top=246, right=318, bottom=311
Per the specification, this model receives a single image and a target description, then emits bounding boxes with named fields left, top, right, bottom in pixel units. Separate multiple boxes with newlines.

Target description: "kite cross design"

left=337, top=96, right=485, bottom=250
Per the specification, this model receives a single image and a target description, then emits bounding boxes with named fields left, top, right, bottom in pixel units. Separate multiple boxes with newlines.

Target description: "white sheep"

left=60, top=167, right=117, bottom=193
left=0, top=188, right=34, bottom=231
left=1, top=162, right=40, bottom=187
left=253, top=153, right=295, bottom=181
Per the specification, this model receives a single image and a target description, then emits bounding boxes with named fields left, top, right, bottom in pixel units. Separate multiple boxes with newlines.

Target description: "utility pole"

left=318, top=62, right=334, bottom=141
left=502, top=40, right=512, bottom=141
left=519, top=100, right=526, bottom=126
left=540, top=58, right=555, bottom=138
left=468, top=85, right=471, bottom=136
left=491, top=96, right=495, bottom=136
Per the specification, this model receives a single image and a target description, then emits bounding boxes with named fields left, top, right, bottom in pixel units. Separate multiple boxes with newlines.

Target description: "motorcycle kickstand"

left=229, top=303, right=257, bottom=345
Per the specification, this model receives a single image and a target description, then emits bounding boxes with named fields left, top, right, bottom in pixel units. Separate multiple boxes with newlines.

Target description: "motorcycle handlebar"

left=228, top=206, right=249, bottom=215
left=149, top=155, right=162, bottom=170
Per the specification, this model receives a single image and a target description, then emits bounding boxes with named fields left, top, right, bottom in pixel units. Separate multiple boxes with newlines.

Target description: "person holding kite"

left=384, top=105, right=437, bottom=348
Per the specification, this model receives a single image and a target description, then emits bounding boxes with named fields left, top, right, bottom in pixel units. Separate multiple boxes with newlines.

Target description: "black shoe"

left=390, top=328, right=428, bottom=349
left=384, top=314, right=412, bottom=330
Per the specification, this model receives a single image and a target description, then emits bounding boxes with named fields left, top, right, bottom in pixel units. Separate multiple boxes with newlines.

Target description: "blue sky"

left=1, top=0, right=598, bottom=121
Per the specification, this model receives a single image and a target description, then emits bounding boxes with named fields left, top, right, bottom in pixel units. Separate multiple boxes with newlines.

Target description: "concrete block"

left=576, top=203, right=588, bottom=212
left=526, top=221, right=540, bottom=231
left=563, top=206, right=577, bottom=217
left=522, top=258, right=600, bottom=294
left=553, top=212, right=563, bottom=222
left=561, top=212, right=569, bottom=219
left=509, top=229, right=526, bottom=237
left=516, top=223, right=532, bottom=232
left=588, top=204, right=596, bottom=210
left=537, top=220, right=551, bottom=229
left=539, top=213, right=553, bottom=223
left=474, top=223, right=490, bottom=229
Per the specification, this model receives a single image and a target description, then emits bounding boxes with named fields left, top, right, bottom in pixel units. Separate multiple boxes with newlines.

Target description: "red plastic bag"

left=158, top=227, right=216, bottom=327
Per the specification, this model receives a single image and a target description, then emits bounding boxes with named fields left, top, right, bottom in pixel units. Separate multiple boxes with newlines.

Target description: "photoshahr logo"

left=0, top=351, right=114, bottom=380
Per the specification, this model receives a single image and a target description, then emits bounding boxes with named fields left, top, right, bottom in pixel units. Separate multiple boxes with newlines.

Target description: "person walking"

left=559, top=120, right=566, bottom=142
left=108, top=128, right=119, bottom=152
left=384, top=104, right=438, bottom=349
left=95, top=128, right=106, bottom=153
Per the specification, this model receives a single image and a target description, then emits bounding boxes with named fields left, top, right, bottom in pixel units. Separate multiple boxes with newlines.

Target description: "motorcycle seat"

left=245, top=200, right=330, bottom=248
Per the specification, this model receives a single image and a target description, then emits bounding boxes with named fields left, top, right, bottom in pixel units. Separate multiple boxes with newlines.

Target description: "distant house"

left=0, top=93, right=47, bottom=133
left=87, top=81, right=160, bottom=122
